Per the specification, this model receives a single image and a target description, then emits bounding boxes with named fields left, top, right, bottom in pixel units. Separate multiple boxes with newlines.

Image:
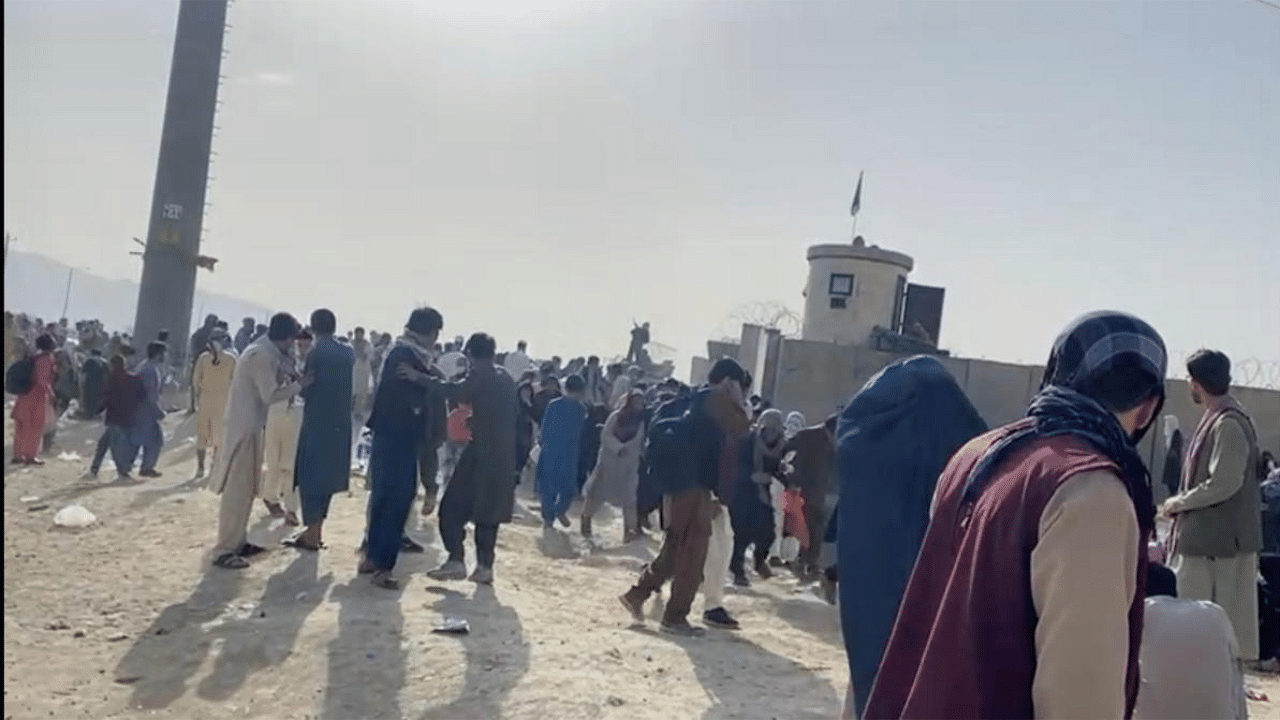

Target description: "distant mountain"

left=3, top=249, right=272, bottom=334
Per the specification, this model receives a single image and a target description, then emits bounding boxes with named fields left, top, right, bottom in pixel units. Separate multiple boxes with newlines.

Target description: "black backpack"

left=644, top=395, right=701, bottom=496
left=5, top=356, right=36, bottom=396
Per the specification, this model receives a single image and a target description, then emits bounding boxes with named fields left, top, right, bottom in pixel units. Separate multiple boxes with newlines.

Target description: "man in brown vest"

left=1162, top=349, right=1260, bottom=660
left=865, top=311, right=1167, bottom=720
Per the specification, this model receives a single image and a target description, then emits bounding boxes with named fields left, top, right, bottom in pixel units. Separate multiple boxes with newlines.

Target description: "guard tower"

left=801, top=236, right=914, bottom=346
left=132, top=0, right=229, bottom=364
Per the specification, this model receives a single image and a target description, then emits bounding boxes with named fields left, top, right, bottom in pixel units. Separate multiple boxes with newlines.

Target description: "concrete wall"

left=801, top=243, right=912, bottom=346
left=689, top=356, right=712, bottom=386
left=706, top=341, right=739, bottom=364
left=769, top=338, right=1280, bottom=480
left=738, top=325, right=771, bottom=397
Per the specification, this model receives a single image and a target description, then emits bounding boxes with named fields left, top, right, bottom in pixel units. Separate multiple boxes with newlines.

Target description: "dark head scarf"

left=836, top=355, right=989, bottom=717
left=960, top=310, right=1167, bottom=531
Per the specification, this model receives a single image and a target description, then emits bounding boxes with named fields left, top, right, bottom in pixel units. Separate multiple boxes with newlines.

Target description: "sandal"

left=283, top=511, right=300, bottom=527
left=370, top=570, right=399, bottom=590
left=213, top=553, right=249, bottom=570
left=238, top=543, right=268, bottom=558
left=283, top=537, right=324, bottom=552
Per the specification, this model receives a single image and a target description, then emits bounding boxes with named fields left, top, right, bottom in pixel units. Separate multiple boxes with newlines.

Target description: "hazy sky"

left=5, top=0, right=1278, bottom=376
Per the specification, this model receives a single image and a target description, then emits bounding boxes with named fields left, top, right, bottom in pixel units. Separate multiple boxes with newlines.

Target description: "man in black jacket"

left=359, top=307, right=443, bottom=590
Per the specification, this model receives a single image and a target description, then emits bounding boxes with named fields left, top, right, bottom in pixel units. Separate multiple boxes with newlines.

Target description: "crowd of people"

left=7, top=305, right=1280, bottom=719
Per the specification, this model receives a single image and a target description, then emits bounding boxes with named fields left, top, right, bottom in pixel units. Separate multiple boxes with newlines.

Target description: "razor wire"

left=1170, top=352, right=1280, bottom=390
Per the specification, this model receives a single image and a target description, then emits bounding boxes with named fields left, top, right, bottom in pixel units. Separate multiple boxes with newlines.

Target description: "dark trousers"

left=515, top=433, right=532, bottom=486
left=624, top=487, right=714, bottom=624
left=300, top=487, right=334, bottom=526
left=417, top=440, right=441, bottom=495
left=131, top=417, right=163, bottom=472
left=438, top=450, right=498, bottom=568
left=91, top=424, right=131, bottom=474
left=730, top=525, right=774, bottom=576
left=1261, top=555, right=1280, bottom=661
left=799, top=488, right=833, bottom=568
left=729, top=484, right=775, bottom=576
left=365, top=431, right=418, bottom=572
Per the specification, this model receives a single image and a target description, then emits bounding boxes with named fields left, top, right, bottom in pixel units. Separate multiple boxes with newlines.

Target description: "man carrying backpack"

left=618, top=358, right=752, bottom=636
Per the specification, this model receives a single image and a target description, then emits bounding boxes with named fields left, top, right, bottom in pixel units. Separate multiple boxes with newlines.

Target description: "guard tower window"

left=829, top=297, right=847, bottom=309
left=829, top=273, right=855, bottom=297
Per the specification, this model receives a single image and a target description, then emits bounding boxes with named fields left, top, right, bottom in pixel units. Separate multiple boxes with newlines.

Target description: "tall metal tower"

left=133, top=0, right=229, bottom=366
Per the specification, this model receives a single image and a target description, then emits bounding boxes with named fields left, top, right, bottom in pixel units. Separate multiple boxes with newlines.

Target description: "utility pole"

left=133, top=0, right=229, bottom=367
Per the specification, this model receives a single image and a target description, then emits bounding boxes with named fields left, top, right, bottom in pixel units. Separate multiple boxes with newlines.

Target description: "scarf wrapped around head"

left=785, top=411, right=807, bottom=439
left=960, top=310, right=1167, bottom=531
left=395, top=333, right=435, bottom=371
left=612, top=389, right=647, bottom=443
left=753, top=408, right=787, bottom=479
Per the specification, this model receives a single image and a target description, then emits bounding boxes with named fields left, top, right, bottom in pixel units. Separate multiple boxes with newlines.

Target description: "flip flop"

left=213, top=553, right=249, bottom=570
left=239, top=543, right=268, bottom=558
left=371, top=570, right=399, bottom=590
left=283, top=537, right=325, bottom=552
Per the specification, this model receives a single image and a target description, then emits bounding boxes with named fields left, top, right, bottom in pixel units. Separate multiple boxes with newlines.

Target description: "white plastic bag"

left=53, top=504, right=97, bottom=528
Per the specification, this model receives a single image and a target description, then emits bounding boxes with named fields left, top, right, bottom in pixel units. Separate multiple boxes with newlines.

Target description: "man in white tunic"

left=350, top=326, right=374, bottom=426
left=1163, top=349, right=1261, bottom=660
left=261, top=329, right=312, bottom=526
left=191, top=329, right=236, bottom=478
left=503, top=340, right=533, bottom=380
left=209, top=313, right=307, bottom=570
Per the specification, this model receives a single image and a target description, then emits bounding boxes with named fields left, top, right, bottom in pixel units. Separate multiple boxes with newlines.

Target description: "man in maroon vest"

left=865, top=311, right=1168, bottom=720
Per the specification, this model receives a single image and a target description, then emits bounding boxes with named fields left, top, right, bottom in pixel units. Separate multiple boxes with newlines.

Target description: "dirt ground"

left=4, top=408, right=1278, bottom=720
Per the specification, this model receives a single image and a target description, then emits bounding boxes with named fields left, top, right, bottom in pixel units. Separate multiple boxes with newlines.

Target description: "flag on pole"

left=850, top=171, right=864, bottom=217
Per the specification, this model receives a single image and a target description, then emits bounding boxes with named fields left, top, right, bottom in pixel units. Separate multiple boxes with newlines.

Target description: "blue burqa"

left=296, top=336, right=355, bottom=496
left=536, top=396, right=586, bottom=526
left=836, top=355, right=987, bottom=717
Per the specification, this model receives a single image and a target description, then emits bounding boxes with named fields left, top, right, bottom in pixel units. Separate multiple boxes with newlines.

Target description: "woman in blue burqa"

left=836, top=355, right=987, bottom=718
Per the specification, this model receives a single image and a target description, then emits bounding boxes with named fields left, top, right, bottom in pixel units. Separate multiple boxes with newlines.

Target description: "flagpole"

left=850, top=170, right=864, bottom=243
left=61, top=268, right=74, bottom=318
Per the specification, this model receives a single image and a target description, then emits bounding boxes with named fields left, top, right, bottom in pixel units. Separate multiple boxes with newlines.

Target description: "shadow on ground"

left=769, top=592, right=844, bottom=651
left=197, top=552, right=332, bottom=701
left=321, top=520, right=443, bottom=720
left=648, top=627, right=841, bottom=720
left=419, top=584, right=529, bottom=720
left=113, top=550, right=331, bottom=711
left=128, top=474, right=210, bottom=512
left=113, top=567, right=245, bottom=711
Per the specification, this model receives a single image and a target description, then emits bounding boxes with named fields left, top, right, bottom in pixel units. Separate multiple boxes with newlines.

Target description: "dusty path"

left=5, top=412, right=846, bottom=720
left=4, top=410, right=1277, bottom=719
